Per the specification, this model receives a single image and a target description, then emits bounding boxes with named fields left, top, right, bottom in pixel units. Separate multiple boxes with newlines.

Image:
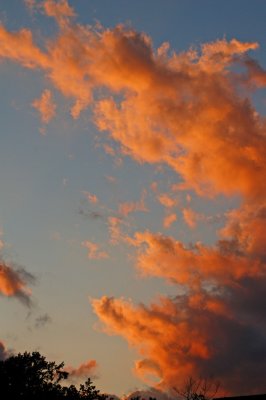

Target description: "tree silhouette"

left=0, top=351, right=107, bottom=400
left=173, top=377, right=220, bottom=400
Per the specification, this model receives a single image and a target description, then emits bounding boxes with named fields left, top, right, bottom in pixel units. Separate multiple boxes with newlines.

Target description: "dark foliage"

left=0, top=351, right=107, bottom=400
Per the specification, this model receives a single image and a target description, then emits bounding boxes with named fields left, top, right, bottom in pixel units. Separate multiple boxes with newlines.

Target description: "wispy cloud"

left=157, top=193, right=178, bottom=209
left=118, top=190, right=148, bottom=217
left=82, top=191, right=99, bottom=204
left=66, top=359, right=98, bottom=379
left=163, top=213, right=177, bottom=229
left=32, top=89, right=56, bottom=125
left=82, top=241, right=109, bottom=260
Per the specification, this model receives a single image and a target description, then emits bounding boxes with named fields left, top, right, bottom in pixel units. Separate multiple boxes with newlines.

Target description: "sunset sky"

left=1, top=0, right=266, bottom=397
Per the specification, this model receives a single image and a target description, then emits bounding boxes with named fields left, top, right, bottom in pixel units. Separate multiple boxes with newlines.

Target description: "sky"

left=1, top=0, right=266, bottom=397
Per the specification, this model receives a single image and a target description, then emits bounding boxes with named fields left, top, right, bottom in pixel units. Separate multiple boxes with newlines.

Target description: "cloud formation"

left=2, top=2, right=266, bottom=394
left=1, top=10, right=265, bottom=199
left=0, top=259, right=35, bottom=306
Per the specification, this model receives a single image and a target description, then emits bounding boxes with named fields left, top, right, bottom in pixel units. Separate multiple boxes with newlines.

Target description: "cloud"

left=118, top=191, right=148, bottom=217
left=82, top=191, right=99, bottom=204
left=163, top=213, right=177, bottom=229
left=82, top=241, right=109, bottom=260
left=182, top=208, right=203, bottom=229
left=157, top=194, right=177, bottom=209
left=108, top=216, right=124, bottom=245
left=0, top=341, right=10, bottom=361
left=92, top=202, right=266, bottom=394
left=0, top=259, right=35, bottom=306
left=1, top=5, right=265, bottom=199
left=2, top=3, right=266, bottom=394
left=66, top=359, right=98, bottom=379
left=42, top=0, right=75, bottom=22
left=93, top=204, right=266, bottom=394
left=32, top=89, right=56, bottom=125
left=92, top=288, right=266, bottom=395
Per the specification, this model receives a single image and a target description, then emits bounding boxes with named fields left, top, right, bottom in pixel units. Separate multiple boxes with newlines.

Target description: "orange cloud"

left=132, top=229, right=265, bottom=286
left=93, top=210, right=266, bottom=394
left=163, top=213, right=177, bottom=228
left=107, top=216, right=124, bottom=245
left=82, top=241, right=109, bottom=260
left=1, top=8, right=265, bottom=201
left=66, top=359, right=98, bottom=379
left=3, top=4, right=266, bottom=393
left=92, top=295, right=214, bottom=390
left=82, top=191, right=99, bottom=204
left=32, top=89, right=56, bottom=124
left=118, top=190, right=148, bottom=217
left=92, top=286, right=266, bottom=395
left=0, top=260, right=34, bottom=306
left=182, top=208, right=203, bottom=229
left=157, top=193, right=177, bottom=208
left=42, top=0, right=75, bottom=22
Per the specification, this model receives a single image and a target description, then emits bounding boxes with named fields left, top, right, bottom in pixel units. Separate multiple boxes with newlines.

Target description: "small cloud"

left=108, top=216, right=123, bottom=244
left=182, top=207, right=203, bottom=229
left=82, top=191, right=99, bottom=204
left=66, top=359, right=98, bottom=381
left=32, top=89, right=57, bottom=124
left=163, top=213, right=177, bottom=228
left=41, top=0, right=76, bottom=27
left=82, top=241, right=109, bottom=260
left=103, top=144, right=115, bottom=156
left=157, top=193, right=178, bottom=208
left=0, top=260, right=35, bottom=307
left=118, top=190, right=148, bottom=217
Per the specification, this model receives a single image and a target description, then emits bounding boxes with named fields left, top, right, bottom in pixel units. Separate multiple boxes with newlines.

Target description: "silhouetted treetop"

left=0, top=351, right=107, bottom=400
